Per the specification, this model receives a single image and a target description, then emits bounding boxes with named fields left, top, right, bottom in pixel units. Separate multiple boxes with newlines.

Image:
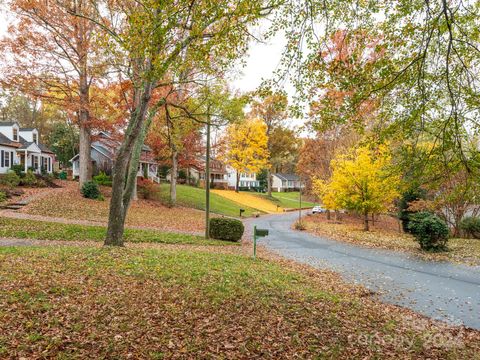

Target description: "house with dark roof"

left=271, top=173, right=304, bottom=192
left=0, top=121, right=55, bottom=174
left=188, top=156, right=228, bottom=189
left=70, top=132, right=160, bottom=183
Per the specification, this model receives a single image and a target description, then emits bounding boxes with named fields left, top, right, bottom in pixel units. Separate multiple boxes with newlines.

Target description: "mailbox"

left=253, top=226, right=269, bottom=259
left=255, top=228, right=269, bottom=237
left=239, top=208, right=245, bottom=217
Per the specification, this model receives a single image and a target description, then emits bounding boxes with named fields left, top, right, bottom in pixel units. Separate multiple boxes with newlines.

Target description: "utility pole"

left=298, top=177, right=302, bottom=225
left=205, top=117, right=211, bottom=239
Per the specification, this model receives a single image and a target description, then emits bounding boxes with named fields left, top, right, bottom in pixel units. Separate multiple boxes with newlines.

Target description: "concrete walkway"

left=245, top=212, right=480, bottom=330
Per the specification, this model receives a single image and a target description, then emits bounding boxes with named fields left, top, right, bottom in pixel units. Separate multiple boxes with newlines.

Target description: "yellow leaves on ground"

left=211, top=190, right=283, bottom=214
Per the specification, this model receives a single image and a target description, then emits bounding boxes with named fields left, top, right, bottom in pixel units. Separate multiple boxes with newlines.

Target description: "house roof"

left=0, top=121, right=18, bottom=127
left=0, top=122, right=54, bottom=154
left=0, top=132, right=19, bottom=148
left=273, top=173, right=301, bottom=181
left=16, top=136, right=54, bottom=154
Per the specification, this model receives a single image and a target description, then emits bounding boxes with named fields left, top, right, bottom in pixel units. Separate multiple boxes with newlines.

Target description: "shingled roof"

left=273, top=173, right=301, bottom=181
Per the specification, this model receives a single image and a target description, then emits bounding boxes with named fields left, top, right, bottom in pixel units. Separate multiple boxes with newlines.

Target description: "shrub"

left=209, top=218, right=244, bottom=242
left=0, top=171, right=21, bottom=187
left=0, top=190, right=6, bottom=203
left=81, top=181, right=101, bottom=199
left=93, top=172, right=112, bottom=186
left=460, top=216, right=480, bottom=239
left=294, top=221, right=306, bottom=230
left=35, top=178, right=47, bottom=188
left=408, top=212, right=449, bottom=251
left=137, top=178, right=159, bottom=200
left=398, top=187, right=427, bottom=233
left=11, top=165, right=24, bottom=177
left=21, top=170, right=37, bottom=186
left=58, top=171, right=67, bottom=180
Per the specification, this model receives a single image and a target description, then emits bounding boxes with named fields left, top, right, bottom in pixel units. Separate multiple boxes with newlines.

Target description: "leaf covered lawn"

left=212, top=189, right=283, bottom=213
left=0, top=246, right=478, bottom=358
left=0, top=217, right=233, bottom=246
left=303, top=213, right=480, bottom=266
left=21, top=182, right=206, bottom=233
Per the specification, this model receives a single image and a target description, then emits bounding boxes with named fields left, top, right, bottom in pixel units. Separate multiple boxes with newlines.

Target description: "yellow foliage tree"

left=320, top=144, right=400, bottom=231
left=221, top=119, right=269, bottom=192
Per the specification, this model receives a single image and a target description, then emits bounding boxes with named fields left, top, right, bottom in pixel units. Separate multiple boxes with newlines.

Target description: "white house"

left=272, top=173, right=303, bottom=192
left=70, top=132, right=160, bottom=182
left=226, top=166, right=260, bottom=190
left=0, top=121, right=55, bottom=174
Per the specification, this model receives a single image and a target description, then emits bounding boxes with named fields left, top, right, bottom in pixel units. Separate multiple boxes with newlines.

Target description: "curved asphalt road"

left=245, top=212, right=480, bottom=330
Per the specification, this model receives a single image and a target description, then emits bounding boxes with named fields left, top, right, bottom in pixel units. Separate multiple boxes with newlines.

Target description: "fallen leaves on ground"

left=303, top=213, right=480, bottom=266
left=0, top=245, right=478, bottom=359
left=21, top=181, right=206, bottom=233
left=0, top=216, right=235, bottom=246
left=212, top=189, right=283, bottom=213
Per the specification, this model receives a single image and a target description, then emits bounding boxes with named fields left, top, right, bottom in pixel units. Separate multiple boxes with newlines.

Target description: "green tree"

left=44, top=122, right=79, bottom=168
left=75, top=0, right=278, bottom=246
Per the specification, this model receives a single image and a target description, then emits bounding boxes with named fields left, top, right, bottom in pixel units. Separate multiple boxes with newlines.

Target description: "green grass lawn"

left=254, top=191, right=317, bottom=209
left=0, top=217, right=234, bottom=246
left=158, top=183, right=261, bottom=217
left=1, top=245, right=477, bottom=358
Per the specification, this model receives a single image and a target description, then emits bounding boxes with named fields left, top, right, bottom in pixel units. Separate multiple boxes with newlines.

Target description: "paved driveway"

left=245, top=212, right=480, bottom=330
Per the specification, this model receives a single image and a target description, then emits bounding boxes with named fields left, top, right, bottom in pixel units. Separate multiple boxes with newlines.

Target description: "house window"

left=4, top=151, right=10, bottom=168
left=13, top=128, right=18, bottom=141
left=33, top=155, right=39, bottom=169
left=33, top=133, right=38, bottom=144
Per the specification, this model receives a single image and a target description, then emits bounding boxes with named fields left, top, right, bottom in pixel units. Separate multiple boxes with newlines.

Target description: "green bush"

left=11, top=165, right=24, bottom=177
left=0, top=170, right=21, bottom=187
left=81, top=181, right=101, bottom=199
left=20, top=170, right=37, bottom=186
left=209, top=218, right=244, bottom=242
left=0, top=190, right=6, bottom=203
left=408, top=212, right=449, bottom=251
left=58, top=171, right=67, bottom=180
left=398, top=187, right=427, bottom=233
left=93, top=172, right=112, bottom=186
left=460, top=216, right=480, bottom=239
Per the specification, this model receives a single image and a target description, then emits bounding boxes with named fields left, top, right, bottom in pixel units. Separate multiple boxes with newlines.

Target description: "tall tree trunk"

left=78, top=124, right=91, bottom=185
left=76, top=8, right=92, bottom=188
left=205, top=120, right=211, bottom=239
left=267, top=168, right=272, bottom=197
left=78, top=74, right=92, bottom=186
left=236, top=172, right=240, bottom=193
left=364, top=211, right=369, bottom=231
left=170, top=149, right=178, bottom=206
left=105, top=81, right=156, bottom=246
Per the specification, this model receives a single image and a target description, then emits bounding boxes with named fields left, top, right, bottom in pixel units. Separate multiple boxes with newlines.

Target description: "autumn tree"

left=221, top=119, right=269, bottom=192
left=321, top=144, right=400, bottom=231
left=268, top=126, right=300, bottom=174
left=148, top=108, right=203, bottom=206
left=0, top=0, right=108, bottom=186
left=249, top=91, right=288, bottom=196
left=71, top=1, right=277, bottom=246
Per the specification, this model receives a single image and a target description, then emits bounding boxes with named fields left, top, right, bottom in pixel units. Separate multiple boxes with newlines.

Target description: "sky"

left=0, top=9, right=305, bottom=129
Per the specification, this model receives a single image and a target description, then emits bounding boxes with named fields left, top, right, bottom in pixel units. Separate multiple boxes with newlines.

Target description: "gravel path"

left=245, top=212, right=480, bottom=330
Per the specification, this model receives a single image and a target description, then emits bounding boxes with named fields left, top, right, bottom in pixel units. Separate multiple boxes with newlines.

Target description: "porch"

left=16, top=149, right=53, bottom=174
